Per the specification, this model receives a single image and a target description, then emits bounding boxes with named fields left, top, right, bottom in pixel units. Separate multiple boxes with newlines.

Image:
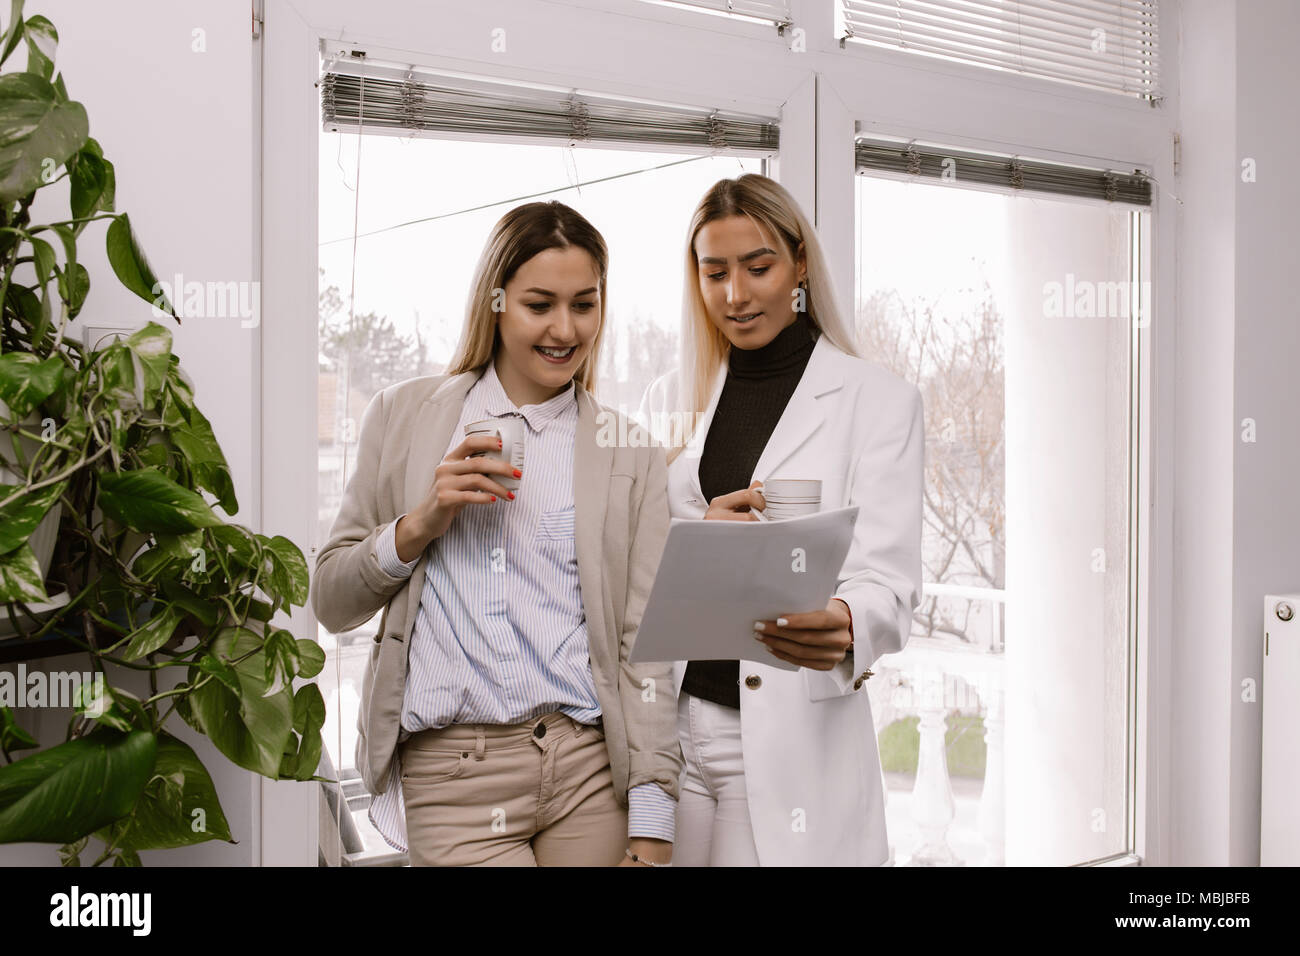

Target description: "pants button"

left=533, top=722, right=547, bottom=739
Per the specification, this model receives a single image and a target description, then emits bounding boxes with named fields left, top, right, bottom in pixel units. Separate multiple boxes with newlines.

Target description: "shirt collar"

left=474, top=358, right=576, bottom=432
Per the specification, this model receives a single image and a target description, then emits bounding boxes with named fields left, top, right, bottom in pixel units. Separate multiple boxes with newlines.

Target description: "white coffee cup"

left=465, top=416, right=525, bottom=491
left=759, top=478, right=821, bottom=519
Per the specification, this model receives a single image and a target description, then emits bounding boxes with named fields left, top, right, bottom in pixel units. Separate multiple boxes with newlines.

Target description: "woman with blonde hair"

left=639, top=173, right=925, bottom=866
left=313, top=200, right=681, bottom=866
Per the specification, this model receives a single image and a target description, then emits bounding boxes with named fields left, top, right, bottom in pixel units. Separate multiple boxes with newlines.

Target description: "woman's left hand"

left=754, top=598, right=853, bottom=670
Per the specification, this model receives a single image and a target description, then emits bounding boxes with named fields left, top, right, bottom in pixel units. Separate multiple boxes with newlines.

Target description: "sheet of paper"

left=629, top=506, right=860, bottom=671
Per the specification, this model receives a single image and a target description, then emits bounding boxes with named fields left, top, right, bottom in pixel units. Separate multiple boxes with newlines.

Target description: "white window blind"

left=856, top=137, right=1152, bottom=204
left=320, top=60, right=779, bottom=153
left=635, top=0, right=793, bottom=28
left=837, top=0, right=1162, bottom=102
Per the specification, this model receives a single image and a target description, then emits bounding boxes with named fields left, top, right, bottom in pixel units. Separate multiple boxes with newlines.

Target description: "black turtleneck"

left=684, top=311, right=819, bottom=709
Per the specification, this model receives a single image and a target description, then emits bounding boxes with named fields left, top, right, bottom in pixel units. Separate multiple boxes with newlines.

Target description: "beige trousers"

left=399, top=711, right=627, bottom=866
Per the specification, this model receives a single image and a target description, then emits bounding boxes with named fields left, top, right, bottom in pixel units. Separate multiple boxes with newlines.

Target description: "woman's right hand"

left=703, top=479, right=765, bottom=521
left=394, top=434, right=520, bottom=560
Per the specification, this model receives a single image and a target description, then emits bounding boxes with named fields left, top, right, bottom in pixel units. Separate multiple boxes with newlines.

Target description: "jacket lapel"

left=752, top=334, right=843, bottom=481
left=574, top=386, right=612, bottom=663
left=689, top=334, right=844, bottom=497
left=686, top=361, right=729, bottom=502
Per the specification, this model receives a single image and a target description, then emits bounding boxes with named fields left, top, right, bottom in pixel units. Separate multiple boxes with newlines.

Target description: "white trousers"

left=673, top=691, right=761, bottom=867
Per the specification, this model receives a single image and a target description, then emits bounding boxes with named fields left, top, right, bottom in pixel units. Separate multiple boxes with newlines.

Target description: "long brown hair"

left=446, top=201, right=609, bottom=393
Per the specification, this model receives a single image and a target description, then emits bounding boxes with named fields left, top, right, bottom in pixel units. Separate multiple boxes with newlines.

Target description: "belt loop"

left=474, top=725, right=486, bottom=760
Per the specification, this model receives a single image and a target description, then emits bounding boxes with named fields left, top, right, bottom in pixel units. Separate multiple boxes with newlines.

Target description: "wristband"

left=626, top=848, right=672, bottom=867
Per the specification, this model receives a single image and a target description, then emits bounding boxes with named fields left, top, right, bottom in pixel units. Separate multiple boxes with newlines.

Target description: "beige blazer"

left=310, top=366, right=682, bottom=807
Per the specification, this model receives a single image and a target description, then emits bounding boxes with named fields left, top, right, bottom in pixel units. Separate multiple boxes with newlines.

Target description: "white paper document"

left=629, top=506, right=860, bottom=672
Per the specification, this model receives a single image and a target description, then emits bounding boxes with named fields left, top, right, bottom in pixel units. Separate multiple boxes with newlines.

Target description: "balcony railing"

left=873, top=581, right=1006, bottom=866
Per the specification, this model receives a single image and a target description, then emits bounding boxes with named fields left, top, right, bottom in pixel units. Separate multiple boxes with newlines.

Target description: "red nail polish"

left=490, top=495, right=497, bottom=501
left=507, top=492, right=515, bottom=499
left=513, top=469, right=522, bottom=478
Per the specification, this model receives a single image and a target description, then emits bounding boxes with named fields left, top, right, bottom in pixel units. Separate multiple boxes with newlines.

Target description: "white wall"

left=1172, top=0, right=1300, bottom=867
left=1170, top=0, right=1236, bottom=868
left=1229, top=0, right=1300, bottom=867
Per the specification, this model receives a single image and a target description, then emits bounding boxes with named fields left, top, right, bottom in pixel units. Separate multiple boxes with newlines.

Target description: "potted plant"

left=0, top=1, right=324, bottom=865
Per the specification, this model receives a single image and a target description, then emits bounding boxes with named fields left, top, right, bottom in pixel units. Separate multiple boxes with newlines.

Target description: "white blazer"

left=638, top=333, right=925, bottom=866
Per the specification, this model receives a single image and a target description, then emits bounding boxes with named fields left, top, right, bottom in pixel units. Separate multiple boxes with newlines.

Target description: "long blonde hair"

left=446, top=200, right=609, bottom=392
left=666, top=174, right=858, bottom=463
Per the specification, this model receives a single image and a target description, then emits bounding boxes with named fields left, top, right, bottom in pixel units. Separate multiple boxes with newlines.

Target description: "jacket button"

left=745, top=675, right=762, bottom=690
left=533, top=722, right=547, bottom=739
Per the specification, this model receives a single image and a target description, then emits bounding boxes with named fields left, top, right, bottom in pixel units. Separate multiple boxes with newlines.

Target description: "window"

left=316, top=80, right=771, bottom=859
left=856, top=139, right=1148, bottom=865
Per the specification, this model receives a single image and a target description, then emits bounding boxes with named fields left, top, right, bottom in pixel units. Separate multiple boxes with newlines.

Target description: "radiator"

left=1261, top=592, right=1300, bottom=866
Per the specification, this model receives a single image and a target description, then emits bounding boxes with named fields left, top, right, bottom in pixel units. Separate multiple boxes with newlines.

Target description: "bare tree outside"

left=855, top=279, right=1006, bottom=648
left=596, top=309, right=679, bottom=413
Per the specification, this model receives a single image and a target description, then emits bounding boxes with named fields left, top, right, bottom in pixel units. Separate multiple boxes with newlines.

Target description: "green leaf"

left=95, top=342, right=142, bottom=415
left=0, top=479, right=64, bottom=552
left=120, top=603, right=181, bottom=661
left=4, top=282, right=40, bottom=333
left=0, top=352, right=62, bottom=419
left=78, top=684, right=148, bottom=735
left=262, top=629, right=300, bottom=696
left=0, top=729, right=156, bottom=844
left=29, top=234, right=53, bottom=283
left=69, top=137, right=114, bottom=225
left=47, top=222, right=76, bottom=277
left=22, top=14, right=55, bottom=80
left=0, top=0, right=26, bottom=68
left=287, top=683, right=325, bottom=781
left=211, top=523, right=256, bottom=568
left=55, top=261, right=88, bottom=317
left=170, top=401, right=237, bottom=514
left=93, top=733, right=233, bottom=851
left=151, top=529, right=203, bottom=564
left=0, top=706, right=38, bottom=754
left=295, top=639, right=325, bottom=680
left=0, top=72, right=86, bottom=202
left=0, top=540, right=46, bottom=603
left=264, top=535, right=308, bottom=606
left=58, top=835, right=86, bottom=866
left=98, top=467, right=222, bottom=534
left=188, top=626, right=293, bottom=778
left=245, top=597, right=274, bottom=622
left=105, top=213, right=172, bottom=315
left=196, top=653, right=240, bottom=696
left=124, top=321, right=171, bottom=401
left=159, top=578, right=217, bottom=627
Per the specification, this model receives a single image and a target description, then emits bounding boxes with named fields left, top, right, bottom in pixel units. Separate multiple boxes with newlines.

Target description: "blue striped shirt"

left=366, top=360, right=676, bottom=853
